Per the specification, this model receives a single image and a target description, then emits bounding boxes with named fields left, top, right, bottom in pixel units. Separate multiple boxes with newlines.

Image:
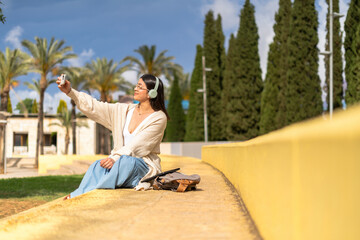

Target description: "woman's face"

left=134, top=78, right=149, bottom=102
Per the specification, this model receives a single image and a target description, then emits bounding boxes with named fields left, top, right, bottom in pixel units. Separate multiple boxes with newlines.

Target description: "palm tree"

left=85, top=58, right=130, bottom=154
left=24, top=78, right=42, bottom=94
left=21, top=37, right=76, bottom=167
left=0, top=48, right=31, bottom=111
left=123, top=45, right=183, bottom=80
left=49, top=108, right=88, bottom=155
left=59, top=67, right=90, bottom=154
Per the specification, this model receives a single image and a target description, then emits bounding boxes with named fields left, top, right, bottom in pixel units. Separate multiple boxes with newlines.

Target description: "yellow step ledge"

left=202, top=105, right=360, bottom=240
left=0, top=155, right=260, bottom=240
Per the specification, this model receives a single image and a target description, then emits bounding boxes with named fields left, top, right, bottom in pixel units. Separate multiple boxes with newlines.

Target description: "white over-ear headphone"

left=148, top=76, right=159, bottom=99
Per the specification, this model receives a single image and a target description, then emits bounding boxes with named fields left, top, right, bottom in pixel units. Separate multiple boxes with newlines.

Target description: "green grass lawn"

left=0, top=175, right=84, bottom=201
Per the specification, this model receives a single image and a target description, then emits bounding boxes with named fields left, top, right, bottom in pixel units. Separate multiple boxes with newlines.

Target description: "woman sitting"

left=56, top=74, right=169, bottom=199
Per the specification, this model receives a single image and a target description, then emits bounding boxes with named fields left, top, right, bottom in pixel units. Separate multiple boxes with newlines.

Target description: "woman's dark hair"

left=140, top=74, right=169, bottom=120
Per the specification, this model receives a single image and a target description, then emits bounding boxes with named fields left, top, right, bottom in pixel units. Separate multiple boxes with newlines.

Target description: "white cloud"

left=44, top=91, right=72, bottom=114
left=340, top=0, right=349, bottom=94
left=318, top=0, right=350, bottom=108
left=121, top=70, right=138, bottom=85
left=318, top=0, right=328, bottom=106
left=200, top=0, right=277, bottom=78
left=253, top=0, right=278, bottom=79
left=4, top=26, right=24, bottom=50
left=110, top=70, right=139, bottom=100
left=201, top=0, right=240, bottom=31
left=10, top=88, right=71, bottom=114
left=67, top=48, right=95, bottom=67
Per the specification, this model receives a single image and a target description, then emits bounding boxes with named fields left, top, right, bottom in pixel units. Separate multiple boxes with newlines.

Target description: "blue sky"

left=0, top=0, right=350, bottom=113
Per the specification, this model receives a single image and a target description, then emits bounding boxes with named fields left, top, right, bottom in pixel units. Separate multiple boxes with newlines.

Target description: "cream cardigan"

left=67, top=88, right=167, bottom=190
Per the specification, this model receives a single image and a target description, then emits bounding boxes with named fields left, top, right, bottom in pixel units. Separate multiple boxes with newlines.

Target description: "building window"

left=13, top=133, right=28, bottom=154
left=43, top=132, right=57, bottom=146
left=43, top=132, right=57, bottom=154
left=14, top=133, right=28, bottom=147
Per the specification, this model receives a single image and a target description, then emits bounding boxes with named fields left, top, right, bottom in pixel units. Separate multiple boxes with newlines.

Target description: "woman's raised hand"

left=56, top=76, right=71, bottom=94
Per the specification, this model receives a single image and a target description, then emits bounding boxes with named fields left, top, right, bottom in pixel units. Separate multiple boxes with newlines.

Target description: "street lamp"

left=320, top=0, right=344, bottom=119
left=197, top=56, right=212, bottom=142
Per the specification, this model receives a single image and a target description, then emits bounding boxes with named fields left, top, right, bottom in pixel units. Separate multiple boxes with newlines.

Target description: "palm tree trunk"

left=71, top=100, right=76, bottom=154
left=39, top=88, right=45, bottom=155
left=0, top=89, right=9, bottom=112
left=65, top=128, right=69, bottom=155
left=35, top=119, right=40, bottom=168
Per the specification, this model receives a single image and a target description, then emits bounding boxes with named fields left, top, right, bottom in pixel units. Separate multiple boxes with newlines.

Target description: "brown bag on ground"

left=152, top=172, right=201, bottom=192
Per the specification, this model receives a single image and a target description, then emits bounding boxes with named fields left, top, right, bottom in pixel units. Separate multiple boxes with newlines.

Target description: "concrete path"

left=0, top=167, right=38, bottom=179
left=0, top=155, right=261, bottom=240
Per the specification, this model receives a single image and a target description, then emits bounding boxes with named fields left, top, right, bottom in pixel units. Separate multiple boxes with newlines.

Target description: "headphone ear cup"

left=148, top=89, right=157, bottom=98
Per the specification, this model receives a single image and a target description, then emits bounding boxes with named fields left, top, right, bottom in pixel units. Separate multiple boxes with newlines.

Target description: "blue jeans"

left=70, top=155, right=149, bottom=198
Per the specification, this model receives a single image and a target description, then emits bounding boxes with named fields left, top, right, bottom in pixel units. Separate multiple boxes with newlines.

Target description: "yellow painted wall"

left=39, top=155, right=108, bottom=174
left=202, top=105, right=360, bottom=240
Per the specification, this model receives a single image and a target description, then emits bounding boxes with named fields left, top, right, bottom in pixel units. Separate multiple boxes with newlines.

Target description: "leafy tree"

left=286, top=0, right=322, bottom=125
left=32, top=99, right=38, bottom=113
left=23, top=79, right=39, bottom=114
left=260, top=0, right=291, bottom=134
left=123, top=45, right=183, bottom=80
left=324, top=0, right=343, bottom=110
left=345, top=0, right=360, bottom=105
left=0, top=48, right=30, bottom=112
left=85, top=58, right=129, bottom=154
left=203, top=11, right=225, bottom=141
left=228, top=0, right=263, bottom=140
left=22, top=37, right=76, bottom=167
left=15, top=98, right=33, bottom=113
left=166, top=73, right=185, bottom=142
left=185, top=45, right=204, bottom=141
left=57, top=99, right=68, bottom=114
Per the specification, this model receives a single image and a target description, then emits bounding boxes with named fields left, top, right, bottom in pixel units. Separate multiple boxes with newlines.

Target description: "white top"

left=123, top=108, right=135, bottom=146
left=123, top=107, right=157, bottom=147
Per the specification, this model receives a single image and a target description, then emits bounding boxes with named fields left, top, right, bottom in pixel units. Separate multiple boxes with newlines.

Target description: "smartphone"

left=60, top=74, right=66, bottom=86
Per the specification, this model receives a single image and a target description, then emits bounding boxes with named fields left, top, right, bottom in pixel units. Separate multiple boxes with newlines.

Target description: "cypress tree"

left=215, top=14, right=226, bottom=140
left=324, top=0, right=343, bottom=110
left=222, top=34, right=237, bottom=140
left=185, top=45, right=204, bottom=141
left=57, top=99, right=68, bottom=114
left=166, top=73, right=185, bottom=142
left=260, top=0, right=291, bottom=134
left=215, top=15, right=226, bottom=94
left=344, top=0, right=360, bottom=105
left=32, top=99, right=38, bottom=113
left=286, top=0, right=322, bottom=125
left=348, top=21, right=360, bottom=102
left=203, top=11, right=223, bottom=141
left=228, top=0, right=263, bottom=140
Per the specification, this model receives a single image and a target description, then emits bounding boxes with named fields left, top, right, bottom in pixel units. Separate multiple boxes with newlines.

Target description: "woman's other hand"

left=100, top=157, right=115, bottom=169
left=56, top=76, right=71, bottom=94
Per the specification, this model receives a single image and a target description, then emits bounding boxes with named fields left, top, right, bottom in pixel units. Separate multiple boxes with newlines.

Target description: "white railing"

left=13, top=146, right=28, bottom=155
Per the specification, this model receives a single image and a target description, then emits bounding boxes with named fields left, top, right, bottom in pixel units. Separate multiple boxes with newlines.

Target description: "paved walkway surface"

left=0, top=155, right=261, bottom=240
left=0, top=167, right=38, bottom=179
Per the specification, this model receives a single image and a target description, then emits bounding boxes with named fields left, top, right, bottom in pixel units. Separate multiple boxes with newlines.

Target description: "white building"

left=5, top=114, right=97, bottom=158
